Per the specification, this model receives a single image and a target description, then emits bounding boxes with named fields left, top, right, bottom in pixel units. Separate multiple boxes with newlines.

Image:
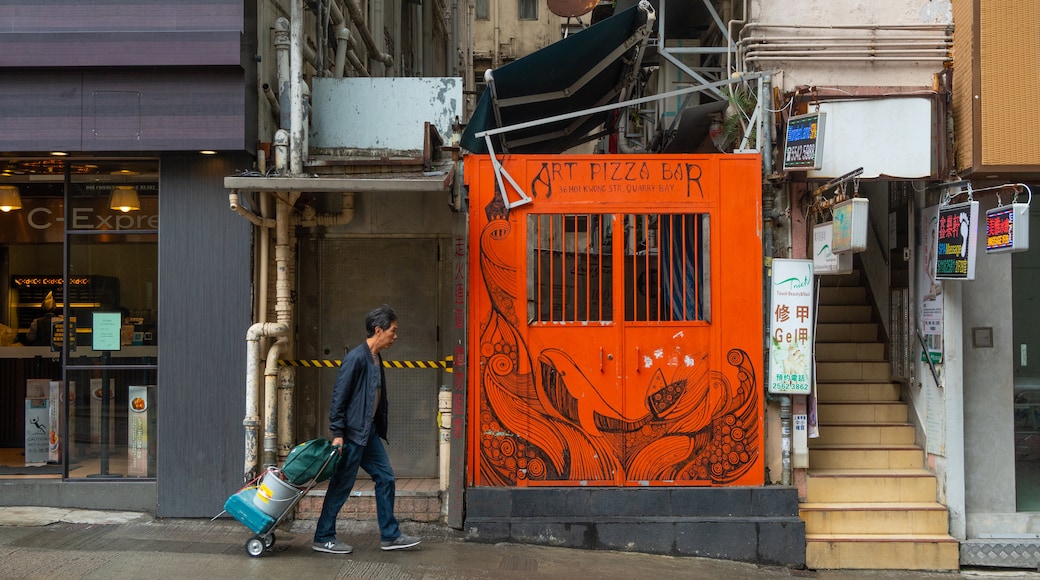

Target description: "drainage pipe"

left=273, top=130, right=289, bottom=176
left=335, top=28, right=370, bottom=77
left=244, top=322, right=289, bottom=480
left=758, top=72, right=792, bottom=486
left=274, top=18, right=291, bottom=131
left=342, top=0, right=394, bottom=68
left=262, top=84, right=281, bottom=120
left=228, top=191, right=275, bottom=228
left=265, top=335, right=290, bottom=466
left=334, top=29, right=347, bottom=77
left=438, top=386, right=451, bottom=493
left=274, top=184, right=300, bottom=462
left=295, top=193, right=356, bottom=227
left=290, top=0, right=305, bottom=176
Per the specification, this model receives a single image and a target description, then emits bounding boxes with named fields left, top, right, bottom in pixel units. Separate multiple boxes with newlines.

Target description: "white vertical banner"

left=25, top=398, right=49, bottom=466
left=769, top=259, right=815, bottom=394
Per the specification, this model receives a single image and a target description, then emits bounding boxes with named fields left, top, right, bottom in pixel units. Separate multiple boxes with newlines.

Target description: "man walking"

left=313, top=305, right=421, bottom=554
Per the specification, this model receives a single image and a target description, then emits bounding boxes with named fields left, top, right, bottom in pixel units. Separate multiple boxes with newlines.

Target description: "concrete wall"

left=471, top=2, right=566, bottom=67
left=157, top=154, right=253, bottom=518
left=961, top=195, right=1039, bottom=537
left=748, top=0, right=952, bottom=92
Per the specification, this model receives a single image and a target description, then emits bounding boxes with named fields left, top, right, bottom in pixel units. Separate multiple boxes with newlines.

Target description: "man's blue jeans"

left=313, top=429, right=401, bottom=543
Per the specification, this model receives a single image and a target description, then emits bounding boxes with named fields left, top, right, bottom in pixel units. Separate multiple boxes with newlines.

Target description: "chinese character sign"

left=935, top=201, right=979, bottom=280
left=985, top=203, right=1030, bottom=253
left=769, top=259, right=814, bottom=394
left=919, top=206, right=943, bottom=364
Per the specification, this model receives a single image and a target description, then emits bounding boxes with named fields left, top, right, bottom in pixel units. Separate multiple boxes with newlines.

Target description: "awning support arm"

left=484, top=134, right=532, bottom=209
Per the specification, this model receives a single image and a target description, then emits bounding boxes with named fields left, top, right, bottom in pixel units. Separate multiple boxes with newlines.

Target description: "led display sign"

left=935, top=201, right=979, bottom=281
left=985, top=203, right=1030, bottom=253
left=783, top=112, right=825, bottom=171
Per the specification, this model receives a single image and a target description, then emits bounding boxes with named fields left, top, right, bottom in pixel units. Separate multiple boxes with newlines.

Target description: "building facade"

left=3, top=0, right=1038, bottom=571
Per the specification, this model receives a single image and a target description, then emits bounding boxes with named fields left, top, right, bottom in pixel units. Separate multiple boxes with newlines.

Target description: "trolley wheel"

left=264, top=533, right=276, bottom=549
left=246, top=537, right=266, bottom=557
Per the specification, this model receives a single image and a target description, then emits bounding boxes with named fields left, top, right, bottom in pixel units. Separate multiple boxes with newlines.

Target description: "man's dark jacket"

left=328, top=340, right=389, bottom=445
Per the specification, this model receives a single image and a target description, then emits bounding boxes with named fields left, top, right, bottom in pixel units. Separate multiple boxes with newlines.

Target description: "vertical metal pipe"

left=759, top=72, right=790, bottom=485
left=290, top=0, right=304, bottom=176
left=274, top=18, right=291, bottom=132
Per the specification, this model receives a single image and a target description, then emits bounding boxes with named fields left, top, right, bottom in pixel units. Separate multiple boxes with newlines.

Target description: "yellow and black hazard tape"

left=280, top=356, right=453, bottom=372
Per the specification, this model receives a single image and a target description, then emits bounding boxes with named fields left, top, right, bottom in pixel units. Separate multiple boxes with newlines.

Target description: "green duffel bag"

left=280, top=438, right=340, bottom=485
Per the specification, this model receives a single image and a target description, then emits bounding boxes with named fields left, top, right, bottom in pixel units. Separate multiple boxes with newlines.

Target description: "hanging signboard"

left=783, top=112, right=826, bottom=171
left=832, top=198, right=869, bottom=254
left=813, top=221, right=853, bottom=274
left=769, top=259, right=814, bottom=394
left=935, top=201, right=980, bottom=280
left=986, top=203, right=1030, bottom=253
left=919, top=206, right=944, bottom=364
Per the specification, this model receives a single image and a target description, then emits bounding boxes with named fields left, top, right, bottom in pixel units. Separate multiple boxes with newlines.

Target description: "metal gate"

left=466, top=153, right=765, bottom=487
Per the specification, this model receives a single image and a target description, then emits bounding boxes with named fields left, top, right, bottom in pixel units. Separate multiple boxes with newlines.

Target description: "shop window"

left=528, top=214, right=613, bottom=323
left=0, top=158, right=159, bottom=480
left=624, top=213, right=711, bottom=323
left=518, top=0, right=537, bottom=20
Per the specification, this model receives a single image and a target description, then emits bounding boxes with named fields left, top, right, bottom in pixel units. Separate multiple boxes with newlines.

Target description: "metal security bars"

left=625, top=213, right=710, bottom=322
left=529, top=213, right=612, bottom=323
left=528, top=213, right=710, bottom=324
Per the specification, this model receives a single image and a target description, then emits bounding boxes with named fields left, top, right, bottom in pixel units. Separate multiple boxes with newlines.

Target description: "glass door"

left=63, top=161, right=159, bottom=479
left=1014, top=200, right=1040, bottom=510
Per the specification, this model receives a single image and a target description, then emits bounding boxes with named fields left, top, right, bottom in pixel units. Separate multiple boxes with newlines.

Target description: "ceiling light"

left=0, top=185, right=23, bottom=212
left=200, top=150, right=217, bottom=155
left=50, top=151, right=68, bottom=156
left=109, top=185, right=141, bottom=213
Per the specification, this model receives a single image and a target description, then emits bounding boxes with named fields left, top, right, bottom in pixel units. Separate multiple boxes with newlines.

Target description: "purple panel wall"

left=0, top=0, right=257, bottom=152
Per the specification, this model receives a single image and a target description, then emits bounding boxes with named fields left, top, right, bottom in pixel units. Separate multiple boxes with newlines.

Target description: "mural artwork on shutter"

left=465, top=154, right=764, bottom=487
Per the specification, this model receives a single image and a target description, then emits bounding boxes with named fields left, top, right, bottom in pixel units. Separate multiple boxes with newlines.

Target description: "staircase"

left=801, top=271, right=959, bottom=570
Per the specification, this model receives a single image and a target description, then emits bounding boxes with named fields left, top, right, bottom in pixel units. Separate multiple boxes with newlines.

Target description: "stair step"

left=817, top=401, right=909, bottom=423
left=816, top=361, right=891, bottom=382
left=816, top=323, right=878, bottom=342
left=811, top=423, right=916, bottom=446
left=809, top=444, right=922, bottom=469
left=815, top=382, right=901, bottom=402
left=818, top=286, right=867, bottom=305
left=805, top=533, right=960, bottom=570
left=806, top=468, right=938, bottom=503
left=800, top=502, right=950, bottom=534
left=816, top=305, right=873, bottom=323
left=814, top=342, right=885, bottom=362
left=816, top=271, right=862, bottom=287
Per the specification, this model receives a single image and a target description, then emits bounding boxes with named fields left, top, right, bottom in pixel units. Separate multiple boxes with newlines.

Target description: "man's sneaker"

left=380, top=534, right=421, bottom=551
left=312, top=540, right=353, bottom=554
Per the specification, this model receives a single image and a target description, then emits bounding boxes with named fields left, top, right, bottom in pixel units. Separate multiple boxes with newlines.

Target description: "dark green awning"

left=460, top=4, right=653, bottom=155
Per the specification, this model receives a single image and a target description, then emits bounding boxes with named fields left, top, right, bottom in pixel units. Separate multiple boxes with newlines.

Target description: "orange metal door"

left=466, top=154, right=764, bottom=488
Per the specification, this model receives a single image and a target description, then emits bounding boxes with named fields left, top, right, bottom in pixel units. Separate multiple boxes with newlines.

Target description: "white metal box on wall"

left=832, top=198, right=869, bottom=254
left=309, top=77, right=463, bottom=153
left=807, top=97, right=937, bottom=180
